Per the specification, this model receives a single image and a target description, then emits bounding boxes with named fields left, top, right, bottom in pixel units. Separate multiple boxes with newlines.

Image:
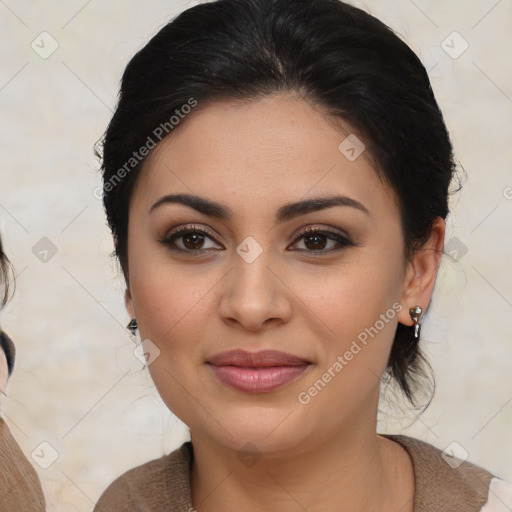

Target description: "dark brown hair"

left=0, top=235, right=16, bottom=375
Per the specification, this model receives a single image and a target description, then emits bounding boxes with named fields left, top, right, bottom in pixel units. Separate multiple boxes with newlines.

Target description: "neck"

left=189, top=412, right=414, bottom=512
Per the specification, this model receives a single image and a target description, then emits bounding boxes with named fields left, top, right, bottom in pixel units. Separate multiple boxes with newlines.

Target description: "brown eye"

left=160, top=225, right=222, bottom=253
left=289, top=227, right=353, bottom=255
left=303, top=232, right=329, bottom=251
left=180, top=232, right=206, bottom=250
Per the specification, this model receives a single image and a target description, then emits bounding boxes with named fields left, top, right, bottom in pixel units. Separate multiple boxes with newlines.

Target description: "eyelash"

left=160, top=224, right=354, bottom=256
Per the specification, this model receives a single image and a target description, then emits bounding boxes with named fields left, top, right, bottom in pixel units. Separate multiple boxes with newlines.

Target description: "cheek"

left=131, top=266, right=211, bottom=354
left=130, top=266, right=214, bottom=423
left=292, top=267, right=402, bottom=426
left=314, top=258, right=403, bottom=336
left=127, top=221, right=215, bottom=341
left=303, top=247, right=405, bottom=379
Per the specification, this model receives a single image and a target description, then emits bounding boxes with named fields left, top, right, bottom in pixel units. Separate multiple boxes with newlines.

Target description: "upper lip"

left=207, top=349, right=310, bottom=367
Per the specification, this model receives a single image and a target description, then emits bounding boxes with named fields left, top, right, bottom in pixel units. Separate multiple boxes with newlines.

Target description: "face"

left=124, top=94, right=434, bottom=455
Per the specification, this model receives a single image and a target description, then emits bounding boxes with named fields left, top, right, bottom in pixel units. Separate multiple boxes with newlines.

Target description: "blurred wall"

left=1, top=1, right=511, bottom=510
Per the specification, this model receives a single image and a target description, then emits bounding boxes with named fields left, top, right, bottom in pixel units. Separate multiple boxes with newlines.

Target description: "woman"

left=0, top=235, right=46, bottom=510
left=94, top=0, right=510, bottom=510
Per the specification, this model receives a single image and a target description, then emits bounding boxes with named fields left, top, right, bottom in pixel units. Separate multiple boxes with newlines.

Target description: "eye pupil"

left=304, top=233, right=327, bottom=250
left=184, top=233, right=204, bottom=249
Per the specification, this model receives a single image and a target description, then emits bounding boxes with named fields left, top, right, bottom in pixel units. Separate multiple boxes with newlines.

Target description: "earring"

left=409, top=306, right=422, bottom=340
left=127, top=318, right=138, bottom=337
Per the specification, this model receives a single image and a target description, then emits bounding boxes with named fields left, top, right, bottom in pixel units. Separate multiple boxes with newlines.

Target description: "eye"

left=288, top=226, right=354, bottom=255
left=160, top=224, right=354, bottom=256
left=160, top=224, right=222, bottom=253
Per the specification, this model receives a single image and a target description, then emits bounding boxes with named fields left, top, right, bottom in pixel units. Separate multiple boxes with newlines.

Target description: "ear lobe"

left=125, top=288, right=135, bottom=318
left=397, top=217, right=446, bottom=327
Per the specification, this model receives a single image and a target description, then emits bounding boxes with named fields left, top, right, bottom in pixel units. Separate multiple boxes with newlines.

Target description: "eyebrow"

left=149, top=193, right=370, bottom=222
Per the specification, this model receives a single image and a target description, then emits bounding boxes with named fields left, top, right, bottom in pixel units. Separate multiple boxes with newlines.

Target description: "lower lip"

left=208, top=364, right=310, bottom=393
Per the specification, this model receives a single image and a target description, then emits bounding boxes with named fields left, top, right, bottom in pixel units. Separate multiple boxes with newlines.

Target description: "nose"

left=218, top=249, right=292, bottom=332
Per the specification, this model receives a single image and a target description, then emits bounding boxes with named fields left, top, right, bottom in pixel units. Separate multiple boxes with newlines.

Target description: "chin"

left=191, top=410, right=310, bottom=456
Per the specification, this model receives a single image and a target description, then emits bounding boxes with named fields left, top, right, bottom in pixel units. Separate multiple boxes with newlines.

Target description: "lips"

left=207, top=349, right=311, bottom=393
left=207, top=349, right=309, bottom=367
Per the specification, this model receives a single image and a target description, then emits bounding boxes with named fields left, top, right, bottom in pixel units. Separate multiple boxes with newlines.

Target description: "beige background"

left=1, top=0, right=511, bottom=510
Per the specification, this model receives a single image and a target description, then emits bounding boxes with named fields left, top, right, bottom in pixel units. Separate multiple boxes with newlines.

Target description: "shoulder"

left=1, top=337, right=46, bottom=512
left=0, top=417, right=46, bottom=511
left=93, top=441, right=193, bottom=512
left=383, top=434, right=512, bottom=512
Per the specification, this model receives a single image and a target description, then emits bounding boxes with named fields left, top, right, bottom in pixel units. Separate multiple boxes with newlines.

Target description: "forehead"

left=131, top=94, right=395, bottom=219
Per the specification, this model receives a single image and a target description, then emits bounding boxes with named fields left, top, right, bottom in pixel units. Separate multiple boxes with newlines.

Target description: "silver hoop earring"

left=409, top=306, right=422, bottom=340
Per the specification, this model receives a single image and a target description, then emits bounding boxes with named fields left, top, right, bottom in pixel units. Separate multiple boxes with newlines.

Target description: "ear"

left=397, top=217, right=445, bottom=327
left=125, top=287, right=135, bottom=319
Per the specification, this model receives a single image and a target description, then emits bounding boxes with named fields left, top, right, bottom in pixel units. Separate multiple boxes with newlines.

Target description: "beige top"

left=93, top=434, right=505, bottom=511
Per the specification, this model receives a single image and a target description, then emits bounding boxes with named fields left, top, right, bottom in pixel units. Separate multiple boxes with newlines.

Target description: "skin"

left=124, top=93, right=445, bottom=512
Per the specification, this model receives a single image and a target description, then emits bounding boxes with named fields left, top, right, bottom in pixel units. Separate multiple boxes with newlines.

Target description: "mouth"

left=206, top=349, right=311, bottom=393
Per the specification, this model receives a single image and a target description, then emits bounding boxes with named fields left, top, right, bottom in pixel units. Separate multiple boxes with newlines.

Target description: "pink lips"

left=207, top=349, right=310, bottom=393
